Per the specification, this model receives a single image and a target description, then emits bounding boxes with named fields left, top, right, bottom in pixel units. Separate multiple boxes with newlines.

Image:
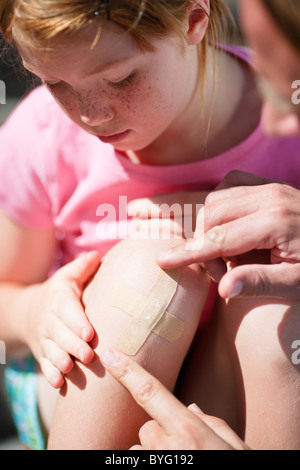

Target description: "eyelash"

left=109, top=72, right=136, bottom=89
left=41, top=72, right=136, bottom=90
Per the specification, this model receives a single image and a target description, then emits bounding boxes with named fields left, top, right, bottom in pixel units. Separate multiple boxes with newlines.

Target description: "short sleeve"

left=0, top=87, right=57, bottom=229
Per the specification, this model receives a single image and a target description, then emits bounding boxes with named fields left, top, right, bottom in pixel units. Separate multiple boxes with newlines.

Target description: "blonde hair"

left=0, top=1, right=232, bottom=147
left=0, top=1, right=231, bottom=55
left=261, top=0, right=300, bottom=53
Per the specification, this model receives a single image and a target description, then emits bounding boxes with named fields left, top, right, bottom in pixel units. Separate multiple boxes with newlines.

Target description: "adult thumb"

left=219, top=262, right=300, bottom=300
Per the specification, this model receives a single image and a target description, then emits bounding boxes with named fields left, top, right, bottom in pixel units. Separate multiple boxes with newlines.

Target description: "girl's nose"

left=79, top=102, right=114, bottom=127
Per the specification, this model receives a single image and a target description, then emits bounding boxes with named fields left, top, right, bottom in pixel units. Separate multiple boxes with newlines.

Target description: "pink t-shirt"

left=0, top=46, right=300, bottom=268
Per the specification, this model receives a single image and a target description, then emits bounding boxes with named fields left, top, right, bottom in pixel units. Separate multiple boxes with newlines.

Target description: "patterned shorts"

left=4, top=356, right=46, bottom=450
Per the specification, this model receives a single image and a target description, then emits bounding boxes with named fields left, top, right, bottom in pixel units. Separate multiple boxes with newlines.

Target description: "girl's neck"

left=126, top=47, right=262, bottom=166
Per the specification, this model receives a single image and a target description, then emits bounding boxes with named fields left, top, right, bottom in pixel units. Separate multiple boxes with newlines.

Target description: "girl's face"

left=21, top=21, right=197, bottom=151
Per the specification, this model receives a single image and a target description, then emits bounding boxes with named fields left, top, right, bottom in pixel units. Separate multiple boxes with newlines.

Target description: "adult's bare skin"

left=101, top=350, right=249, bottom=450
left=158, top=170, right=300, bottom=300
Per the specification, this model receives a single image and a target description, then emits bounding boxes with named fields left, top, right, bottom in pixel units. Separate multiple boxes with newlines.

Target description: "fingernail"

left=79, top=347, right=87, bottom=363
left=81, top=327, right=89, bottom=341
left=86, top=251, right=101, bottom=261
left=188, top=403, right=204, bottom=415
left=228, top=281, right=243, bottom=299
left=101, top=350, right=117, bottom=367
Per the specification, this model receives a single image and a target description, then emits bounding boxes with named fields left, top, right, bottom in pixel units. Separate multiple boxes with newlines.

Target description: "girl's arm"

left=0, top=209, right=99, bottom=387
left=0, top=209, right=56, bottom=354
left=48, top=239, right=211, bottom=450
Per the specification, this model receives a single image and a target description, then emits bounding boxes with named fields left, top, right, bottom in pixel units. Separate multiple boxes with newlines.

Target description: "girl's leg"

left=47, top=239, right=211, bottom=449
left=218, top=296, right=300, bottom=450
left=178, top=295, right=300, bottom=450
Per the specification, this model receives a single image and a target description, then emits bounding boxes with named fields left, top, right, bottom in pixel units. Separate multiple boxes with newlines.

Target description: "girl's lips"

left=97, top=129, right=130, bottom=144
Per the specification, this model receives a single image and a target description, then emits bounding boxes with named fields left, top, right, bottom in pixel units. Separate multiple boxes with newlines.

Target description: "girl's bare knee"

left=83, top=239, right=210, bottom=387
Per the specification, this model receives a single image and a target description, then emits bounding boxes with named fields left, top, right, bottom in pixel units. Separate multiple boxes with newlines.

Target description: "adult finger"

left=131, top=217, right=185, bottom=240
left=219, top=262, right=300, bottom=299
left=100, top=350, right=196, bottom=435
left=187, top=404, right=247, bottom=450
left=128, top=197, right=187, bottom=218
left=127, top=192, right=207, bottom=219
left=138, top=420, right=167, bottom=449
left=157, top=211, right=279, bottom=269
left=204, top=182, right=294, bottom=231
left=101, top=351, right=247, bottom=450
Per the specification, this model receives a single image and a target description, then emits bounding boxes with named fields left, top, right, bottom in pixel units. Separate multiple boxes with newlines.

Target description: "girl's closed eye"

left=108, top=72, right=136, bottom=89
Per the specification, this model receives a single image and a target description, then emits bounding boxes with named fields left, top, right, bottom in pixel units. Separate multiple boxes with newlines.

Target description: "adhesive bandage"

left=109, top=268, right=184, bottom=355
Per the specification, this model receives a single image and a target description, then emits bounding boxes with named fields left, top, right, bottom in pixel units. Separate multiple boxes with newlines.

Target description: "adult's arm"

left=157, top=171, right=300, bottom=300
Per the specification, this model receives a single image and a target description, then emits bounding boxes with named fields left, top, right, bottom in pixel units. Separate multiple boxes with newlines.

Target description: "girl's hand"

left=128, top=191, right=208, bottom=240
left=26, top=251, right=101, bottom=388
left=101, top=350, right=249, bottom=450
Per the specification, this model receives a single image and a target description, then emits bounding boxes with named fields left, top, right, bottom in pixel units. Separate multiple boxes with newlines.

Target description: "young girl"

left=0, top=0, right=299, bottom=449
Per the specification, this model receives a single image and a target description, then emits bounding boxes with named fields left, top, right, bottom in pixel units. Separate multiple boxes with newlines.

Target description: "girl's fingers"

left=47, top=316, right=94, bottom=364
left=41, top=338, right=74, bottom=375
left=59, top=251, right=101, bottom=288
left=39, top=357, right=65, bottom=389
left=54, top=294, right=95, bottom=342
left=53, top=251, right=102, bottom=342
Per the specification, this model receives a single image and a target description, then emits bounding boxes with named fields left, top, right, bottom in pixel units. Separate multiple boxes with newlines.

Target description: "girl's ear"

left=186, top=0, right=210, bottom=45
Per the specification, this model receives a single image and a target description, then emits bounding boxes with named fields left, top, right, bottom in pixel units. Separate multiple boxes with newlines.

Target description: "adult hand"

left=157, top=171, right=300, bottom=300
left=128, top=191, right=208, bottom=240
left=100, top=349, right=248, bottom=450
left=26, top=251, right=101, bottom=388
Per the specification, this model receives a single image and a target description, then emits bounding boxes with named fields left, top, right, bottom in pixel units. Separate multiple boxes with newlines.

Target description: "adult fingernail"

left=228, top=281, right=243, bottom=299
left=188, top=403, right=204, bottom=415
left=101, top=350, right=117, bottom=367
